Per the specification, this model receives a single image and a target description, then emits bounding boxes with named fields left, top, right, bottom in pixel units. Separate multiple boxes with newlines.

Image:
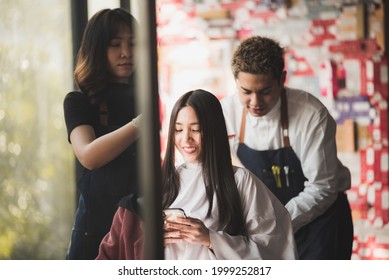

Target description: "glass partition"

left=0, top=0, right=74, bottom=259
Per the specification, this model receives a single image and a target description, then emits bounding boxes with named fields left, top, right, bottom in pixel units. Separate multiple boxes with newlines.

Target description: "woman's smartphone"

left=163, top=208, right=187, bottom=222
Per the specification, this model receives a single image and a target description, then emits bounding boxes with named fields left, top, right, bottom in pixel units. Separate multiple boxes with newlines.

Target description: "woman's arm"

left=70, top=116, right=140, bottom=170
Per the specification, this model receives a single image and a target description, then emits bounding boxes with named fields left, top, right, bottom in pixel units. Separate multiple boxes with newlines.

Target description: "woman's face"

left=174, top=106, right=202, bottom=164
left=107, top=25, right=135, bottom=83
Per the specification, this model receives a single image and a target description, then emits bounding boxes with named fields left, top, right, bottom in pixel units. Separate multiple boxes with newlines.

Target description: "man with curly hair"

left=221, top=36, right=353, bottom=260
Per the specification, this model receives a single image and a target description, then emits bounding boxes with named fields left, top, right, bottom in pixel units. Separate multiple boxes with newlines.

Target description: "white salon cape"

left=221, top=87, right=351, bottom=233
left=164, top=162, right=298, bottom=260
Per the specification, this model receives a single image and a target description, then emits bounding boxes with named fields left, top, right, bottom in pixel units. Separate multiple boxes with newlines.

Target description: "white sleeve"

left=286, top=104, right=350, bottom=232
left=209, top=168, right=298, bottom=260
left=221, top=95, right=244, bottom=167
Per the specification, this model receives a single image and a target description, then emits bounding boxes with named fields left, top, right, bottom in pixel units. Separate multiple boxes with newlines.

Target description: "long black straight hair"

left=161, top=89, right=248, bottom=240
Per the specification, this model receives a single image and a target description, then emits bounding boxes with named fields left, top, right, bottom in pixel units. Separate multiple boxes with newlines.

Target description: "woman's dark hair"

left=162, top=89, right=248, bottom=240
left=74, top=8, right=137, bottom=101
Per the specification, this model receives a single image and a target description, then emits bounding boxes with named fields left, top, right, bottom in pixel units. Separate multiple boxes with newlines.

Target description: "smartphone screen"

left=163, top=208, right=187, bottom=222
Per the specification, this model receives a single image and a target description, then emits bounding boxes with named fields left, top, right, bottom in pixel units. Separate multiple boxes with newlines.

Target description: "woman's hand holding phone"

left=163, top=208, right=186, bottom=243
left=163, top=208, right=211, bottom=248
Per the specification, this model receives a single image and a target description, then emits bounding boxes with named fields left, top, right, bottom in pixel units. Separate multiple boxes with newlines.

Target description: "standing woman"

left=63, top=8, right=141, bottom=259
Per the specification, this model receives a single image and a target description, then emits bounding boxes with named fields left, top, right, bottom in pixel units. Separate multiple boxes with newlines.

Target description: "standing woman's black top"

left=63, top=81, right=139, bottom=259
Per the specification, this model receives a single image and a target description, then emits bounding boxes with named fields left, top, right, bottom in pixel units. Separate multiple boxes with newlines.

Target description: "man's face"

left=235, top=72, right=285, bottom=117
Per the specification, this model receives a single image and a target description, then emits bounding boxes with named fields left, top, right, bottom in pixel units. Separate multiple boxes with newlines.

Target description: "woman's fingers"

left=163, top=217, right=210, bottom=247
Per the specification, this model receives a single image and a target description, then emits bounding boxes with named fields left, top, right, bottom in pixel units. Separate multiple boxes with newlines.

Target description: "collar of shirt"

left=247, top=96, right=281, bottom=127
left=183, top=162, right=202, bottom=170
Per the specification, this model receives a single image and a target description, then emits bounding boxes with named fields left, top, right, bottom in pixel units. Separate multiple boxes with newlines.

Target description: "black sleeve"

left=117, top=193, right=143, bottom=219
left=63, top=91, right=94, bottom=142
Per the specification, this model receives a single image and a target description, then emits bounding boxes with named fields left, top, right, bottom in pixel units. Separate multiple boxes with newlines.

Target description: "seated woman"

left=97, top=89, right=297, bottom=260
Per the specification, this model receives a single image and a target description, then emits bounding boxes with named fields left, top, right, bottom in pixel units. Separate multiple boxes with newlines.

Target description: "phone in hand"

left=163, top=208, right=187, bottom=222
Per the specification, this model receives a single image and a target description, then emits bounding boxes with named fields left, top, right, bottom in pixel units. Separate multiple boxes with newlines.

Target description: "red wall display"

left=156, top=0, right=388, bottom=259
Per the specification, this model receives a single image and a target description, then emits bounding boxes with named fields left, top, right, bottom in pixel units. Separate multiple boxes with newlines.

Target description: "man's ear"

left=280, top=71, right=287, bottom=85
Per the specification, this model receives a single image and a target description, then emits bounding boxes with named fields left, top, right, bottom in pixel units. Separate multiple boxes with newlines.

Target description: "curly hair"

left=231, top=36, right=285, bottom=81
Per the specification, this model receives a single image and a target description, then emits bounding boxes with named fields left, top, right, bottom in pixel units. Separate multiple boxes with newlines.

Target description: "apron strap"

left=239, top=88, right=291, bottom=147
left=99, top=102, right=109, bottom=126
left=280, top=89, right=291, bottom=148
left=239, top=108, right=247, bottom=143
